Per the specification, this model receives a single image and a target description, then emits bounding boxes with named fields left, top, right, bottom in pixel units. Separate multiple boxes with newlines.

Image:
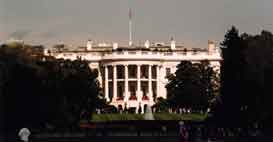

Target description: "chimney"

left=43, top=48, right=48, bottom=55
left=87, top=40, right=93, bottom=50
left=171, top=37, right=176, bottom=50
left=113, top=42, right=118, bottom=50
left=145, top=40, right=150, bottom=48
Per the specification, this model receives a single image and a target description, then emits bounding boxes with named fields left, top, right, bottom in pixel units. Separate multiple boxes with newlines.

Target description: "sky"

left=0, top=0, right=272, bottom=48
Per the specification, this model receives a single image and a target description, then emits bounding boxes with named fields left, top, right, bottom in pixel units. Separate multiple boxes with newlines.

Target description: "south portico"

left=102, top=61, right=161, bottom=113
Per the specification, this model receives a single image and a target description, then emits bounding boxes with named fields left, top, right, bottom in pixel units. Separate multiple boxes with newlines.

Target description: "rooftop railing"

left=103, top=51, right=218, bottom=57
left=52, top=50, right=221, bottom=61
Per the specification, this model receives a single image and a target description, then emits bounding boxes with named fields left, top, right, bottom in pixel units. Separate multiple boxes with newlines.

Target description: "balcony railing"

left=104, top=51, right=217, bottom=57
left=142, top=95, right=149, bottom=100
left=54, top=50, right=221, bottom=61
left=129, top=95, right=137, bottom=100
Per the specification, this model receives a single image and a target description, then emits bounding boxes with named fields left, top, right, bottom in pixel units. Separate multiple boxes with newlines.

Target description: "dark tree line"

left=213, top=27, right=272, bottom=134
left=0, top=43, right=102, bottom=141
left=155, top=26, right=272, bottom=135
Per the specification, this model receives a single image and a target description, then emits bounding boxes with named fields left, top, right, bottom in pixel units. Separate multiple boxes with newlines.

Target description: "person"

left=18, top=128, right=31, bottom=142
left=179, top=121, right=189, bottom=142
left=194, top=127, right=203, bottom=142
left=179, top=108, right=182, bottom=114
left=208, top=126, right=216, bottom=141
left=251, top=123, right=262, bottom=136
left=138, top=106, right=142, bottom=114
left=97, top=108, right=101, bottom=114
left=216, top=127, right=224, bottom=139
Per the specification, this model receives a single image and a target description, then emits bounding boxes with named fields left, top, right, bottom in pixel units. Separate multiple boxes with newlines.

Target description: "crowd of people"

left=178, top=121, right=267, bottom=142
left=94, top=107, right=210, bottom=114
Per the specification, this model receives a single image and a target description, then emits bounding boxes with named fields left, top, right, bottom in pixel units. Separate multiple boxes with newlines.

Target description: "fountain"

left=18, top=128, right=31, bottom=142
left=143, top=105, right=154, bottom=120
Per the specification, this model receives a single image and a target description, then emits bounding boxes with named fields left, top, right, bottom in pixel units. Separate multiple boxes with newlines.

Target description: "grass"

left=92, top=113, right=143, bottom=121
left=91, top=113, right=207, bottom=122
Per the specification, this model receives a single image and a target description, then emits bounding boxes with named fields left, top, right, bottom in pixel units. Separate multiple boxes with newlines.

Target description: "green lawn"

left=91, top=113, right=207, bottom=122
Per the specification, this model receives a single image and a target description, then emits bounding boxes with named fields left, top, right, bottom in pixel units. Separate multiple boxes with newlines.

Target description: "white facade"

left=47, top=41, right=222, bottom=113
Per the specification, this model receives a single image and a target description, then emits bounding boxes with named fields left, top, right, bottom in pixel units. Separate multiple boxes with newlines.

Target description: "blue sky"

left=0, top=0, right=272, bottom=48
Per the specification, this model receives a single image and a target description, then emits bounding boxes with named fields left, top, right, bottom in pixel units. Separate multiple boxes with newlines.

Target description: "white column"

left=141, top=104, right=144, bottom=114
left=104, top=66, right=110, bottom=102
left=135, top=106, right=139, bottom=114
left=156, top=65, right=160, bottom=99
left=113, top=65, right=117, bottom=101
left=137, top=65, right=141, bottom=101
left=124, top=65, right=129, bottom=102
left=148, top=65, right=152, bottom=100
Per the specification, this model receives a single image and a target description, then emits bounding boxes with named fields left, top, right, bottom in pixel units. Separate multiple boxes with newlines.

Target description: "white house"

left=46, top=39, right=222, bottom=113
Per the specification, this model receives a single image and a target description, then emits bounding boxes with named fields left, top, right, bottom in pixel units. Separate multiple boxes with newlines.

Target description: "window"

left=108, top=66, right=113, bottom=79
left=117, top=81, right=124, bottom=98
left=141, top=65, right=148, bottom=78
left=128, top=65, right=137, bottom=78
left=142, top=51, right=148, bottom=55
left=152, top=65, right=157, bottom=79
left=164, top=52, right=173, bottom=56
left=117, top=65, right=124, bottom=79
left=141, top=81, right=148, bottom=96
left=129, top=81, right=137, bottom=100
left=128, top=51, right=136, bottom=55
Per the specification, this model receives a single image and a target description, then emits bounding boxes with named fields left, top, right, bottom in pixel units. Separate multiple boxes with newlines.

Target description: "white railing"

left=102, top=51, right=221, bottom=61
left=52, top=50, right=221, bottom=61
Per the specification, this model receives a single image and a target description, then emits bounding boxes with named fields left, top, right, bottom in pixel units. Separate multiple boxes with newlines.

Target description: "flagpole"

left=129, top=8, right=132, bottom=47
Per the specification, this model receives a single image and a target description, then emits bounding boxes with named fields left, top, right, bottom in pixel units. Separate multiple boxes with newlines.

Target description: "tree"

left=166, top=60, right=218, bottom=111
left=152, top=97, right=169, bottom=113
left=212, top=26, right=244, bottom=126
left=0, top=43, right=102, bottom=141
left=0, top=43, right=51, bottom=141
left=39, top=58, right=101, bottom=129
left=239, top=31, right=272, bottom=132
left=214, top=27, right=272, bottom=133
